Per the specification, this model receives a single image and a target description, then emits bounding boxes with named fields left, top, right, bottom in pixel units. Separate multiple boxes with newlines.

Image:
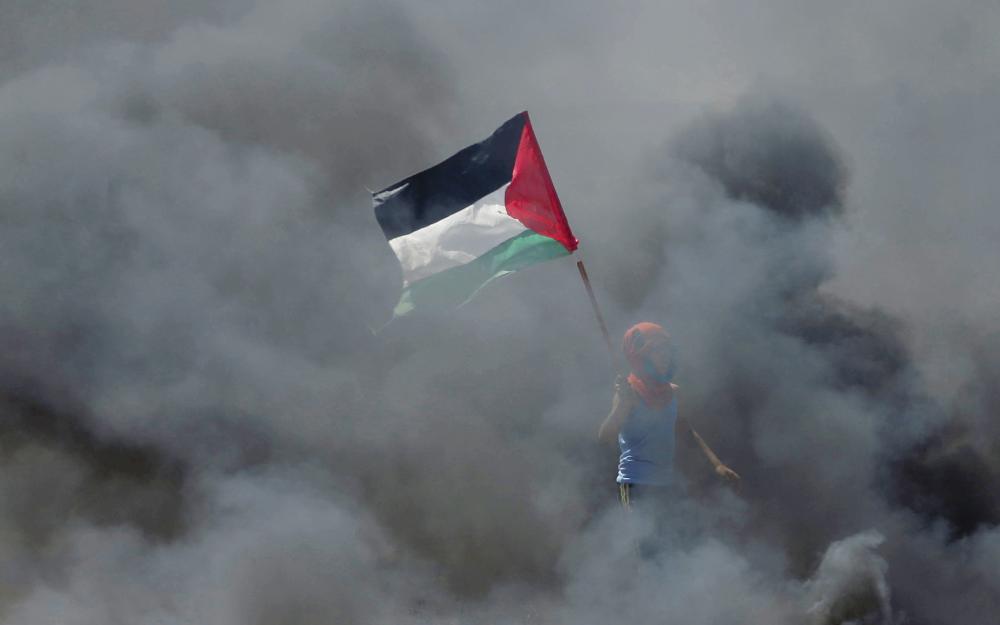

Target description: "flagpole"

left=573, top=253, right=617, bottom=367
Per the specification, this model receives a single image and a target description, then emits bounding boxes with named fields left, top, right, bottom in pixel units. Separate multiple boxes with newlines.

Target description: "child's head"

left=623, top=323, right=676, bottom=383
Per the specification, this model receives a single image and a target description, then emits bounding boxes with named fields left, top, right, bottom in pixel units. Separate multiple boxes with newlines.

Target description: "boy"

left=598, top=322, right=739, bottom=509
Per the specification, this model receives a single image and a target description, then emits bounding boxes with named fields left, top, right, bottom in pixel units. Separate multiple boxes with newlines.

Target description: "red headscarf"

left=622, top=322, right=674, bottom=409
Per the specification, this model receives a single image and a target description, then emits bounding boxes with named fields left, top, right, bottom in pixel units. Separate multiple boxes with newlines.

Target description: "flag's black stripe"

left=373, top=112, right=526, bottom=240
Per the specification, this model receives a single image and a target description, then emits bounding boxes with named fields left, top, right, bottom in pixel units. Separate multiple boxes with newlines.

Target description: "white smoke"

left=806, top=531, right=893, bottom=625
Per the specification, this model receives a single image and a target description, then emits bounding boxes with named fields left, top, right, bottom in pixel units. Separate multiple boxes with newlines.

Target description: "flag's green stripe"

left=394, top=231, right=569, bottom=317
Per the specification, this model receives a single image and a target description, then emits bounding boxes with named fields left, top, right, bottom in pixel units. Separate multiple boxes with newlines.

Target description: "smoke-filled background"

left=1, top=1, right=998, bottom=623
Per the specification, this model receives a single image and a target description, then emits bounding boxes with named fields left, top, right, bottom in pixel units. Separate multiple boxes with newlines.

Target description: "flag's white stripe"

left=388, top=184, right=527, bottom=285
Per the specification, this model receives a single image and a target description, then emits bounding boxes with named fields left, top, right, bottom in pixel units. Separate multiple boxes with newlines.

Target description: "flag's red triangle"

left=505, top=112, right=579, bottom=252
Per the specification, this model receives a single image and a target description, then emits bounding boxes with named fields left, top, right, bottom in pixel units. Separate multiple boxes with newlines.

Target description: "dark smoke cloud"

left=674, top=100, right=847, bottom=222
left=0, top=1, right=999, bottom=624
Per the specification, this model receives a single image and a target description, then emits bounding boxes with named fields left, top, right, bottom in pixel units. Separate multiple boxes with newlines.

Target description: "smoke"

left=1, top=0, right=999, bottom=624
left=805, top=531, right=893, bottom=625
left=674, top=100, right=847, bottom=223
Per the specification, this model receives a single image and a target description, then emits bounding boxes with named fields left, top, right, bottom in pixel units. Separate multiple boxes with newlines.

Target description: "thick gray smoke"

left=1, top=1, right=998, bottom=624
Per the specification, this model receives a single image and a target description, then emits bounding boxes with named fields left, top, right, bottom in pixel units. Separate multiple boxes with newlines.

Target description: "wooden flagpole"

left=574, top=253, right=617, bottom=368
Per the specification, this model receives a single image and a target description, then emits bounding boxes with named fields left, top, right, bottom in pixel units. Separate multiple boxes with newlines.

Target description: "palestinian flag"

left=374, top=112, right=578, bottom=317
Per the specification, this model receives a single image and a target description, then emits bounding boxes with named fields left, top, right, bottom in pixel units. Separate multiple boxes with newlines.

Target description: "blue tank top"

left=617, top=395, right=678, bottom=485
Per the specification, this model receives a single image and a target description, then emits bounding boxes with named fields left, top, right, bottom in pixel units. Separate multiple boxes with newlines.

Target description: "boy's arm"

left=598, top=378, right=633, bottom=446
left=677, top=415, right=741, bottom=483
